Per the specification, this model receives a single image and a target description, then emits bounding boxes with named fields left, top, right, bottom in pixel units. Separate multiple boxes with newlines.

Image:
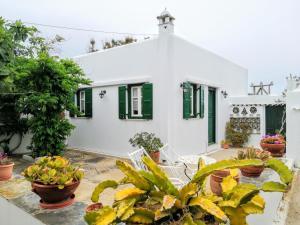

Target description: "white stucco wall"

left=229, top=95, right=285, bottom=148
left=68, top=33, right=249, bottom=157
left=286, top=88, right=300, bottom=166
left=68, top=38, right=171, bottom=157
left=169, top=35, right=247, bottom=154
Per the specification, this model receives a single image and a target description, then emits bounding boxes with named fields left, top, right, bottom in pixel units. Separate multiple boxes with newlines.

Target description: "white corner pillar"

left=286, top=87, right=300, bottom=167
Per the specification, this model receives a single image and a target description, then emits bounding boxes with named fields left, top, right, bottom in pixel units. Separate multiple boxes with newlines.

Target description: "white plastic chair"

left=128, top=148, right=149, bottom=171
left=128, top=147, right=186, bottom=188
left=159, top=144, right=217, bottom=177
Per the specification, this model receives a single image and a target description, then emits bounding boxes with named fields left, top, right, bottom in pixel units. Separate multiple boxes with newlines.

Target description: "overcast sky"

left=1, top=0, right=299, bottom=94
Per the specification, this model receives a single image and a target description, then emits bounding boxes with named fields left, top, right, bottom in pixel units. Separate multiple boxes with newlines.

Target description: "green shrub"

left=129, top=132, right=163, bottom=153
left=225, top=121, right=251, bottom=147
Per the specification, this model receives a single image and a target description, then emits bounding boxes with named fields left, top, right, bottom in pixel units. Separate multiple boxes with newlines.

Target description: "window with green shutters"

left=70, top=87, right=93, bottom=118
left=118, top=83, right=153, bottom=120
left=182, top=82, right=205, bottom=119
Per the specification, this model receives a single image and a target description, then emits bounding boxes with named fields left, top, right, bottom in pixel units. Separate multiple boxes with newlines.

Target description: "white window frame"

left=79, top=90, right=85, bottom=114
left=131, top=86, right=142, bottom=117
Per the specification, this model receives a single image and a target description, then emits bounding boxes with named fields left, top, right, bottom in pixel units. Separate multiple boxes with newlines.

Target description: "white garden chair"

left=159, top=144, right=216, bottom=178
left=128, top=148, right=187, bottom=188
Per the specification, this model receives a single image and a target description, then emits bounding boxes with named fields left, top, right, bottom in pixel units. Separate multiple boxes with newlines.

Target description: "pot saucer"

left=39, top=194, right=75, bottom=209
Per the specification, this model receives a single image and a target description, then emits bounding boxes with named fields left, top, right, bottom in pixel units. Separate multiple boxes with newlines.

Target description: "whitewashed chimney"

left=157, top=9, right=175, bottom=35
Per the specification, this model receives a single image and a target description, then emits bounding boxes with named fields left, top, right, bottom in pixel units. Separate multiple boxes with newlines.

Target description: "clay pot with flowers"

left=236, top=147, right=271, bottom=177
left=0, top=153, right=14, bottom=181
left=129, top=132, right=163, bottom=163
left=260, top=135, right=286, bottom=157
left=22, top=156, right=84, bottom=209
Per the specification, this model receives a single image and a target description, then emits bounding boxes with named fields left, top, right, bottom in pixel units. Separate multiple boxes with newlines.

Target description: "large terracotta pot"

left=260, top=142, right=285, bottom=157
left=240, top=165, right=264, bottom=177
left=0, top=162, right=14, bottom=181
left=149, top=151, right=160, bottom=163
left=210, top=170, right=239, bottom=196
left=32, top=180, right=80, bottom=204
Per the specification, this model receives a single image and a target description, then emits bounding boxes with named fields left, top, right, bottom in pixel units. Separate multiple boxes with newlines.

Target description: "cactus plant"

left=84, top=157, right=293, bottom=225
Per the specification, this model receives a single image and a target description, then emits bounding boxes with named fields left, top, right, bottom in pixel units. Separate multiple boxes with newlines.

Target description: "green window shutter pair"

left=182, top=82, right=205, bottom=119
left=118, top=83, right=153, bottom=120
left=73, top=88, right=93, bottom=118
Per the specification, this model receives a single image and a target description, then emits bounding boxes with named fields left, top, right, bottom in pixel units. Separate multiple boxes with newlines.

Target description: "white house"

left=67, top=10, right=249, bottom=157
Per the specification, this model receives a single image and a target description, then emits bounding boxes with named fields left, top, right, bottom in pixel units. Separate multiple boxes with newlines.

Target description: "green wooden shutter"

left=119, top=86, right=127, bottom=119
left=142, top=83, right=153, bottom=119
left=85, top=88, right=93, bottom=117
left=199, top=85, right=205, bottom=118
left=69, top=93, right=75, bottom=117
left=183, top=82, right=191, bottom=119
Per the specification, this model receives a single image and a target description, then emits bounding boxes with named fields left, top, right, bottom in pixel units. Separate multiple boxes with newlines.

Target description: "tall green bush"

left=0, top=18, right=90, bottom=157
left=16, top=54, right=90, bottom=157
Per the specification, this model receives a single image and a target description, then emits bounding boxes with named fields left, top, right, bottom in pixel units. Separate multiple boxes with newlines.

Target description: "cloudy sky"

left=1, top=0, right=299, bottom=94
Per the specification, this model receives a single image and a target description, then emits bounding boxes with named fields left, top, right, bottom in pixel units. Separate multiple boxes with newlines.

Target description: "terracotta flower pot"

left=86, top=203, right=103, bottom=213
left=210, top=170, right=239, bottom=196
left=0, top=162, right=14, bottom=181
left=32, top=180, right=80, bottom=204
left=221, top=144, right=229, bottom=149
left=149, top=151, right=160, bottom=163
left=240, top=165, right=264, bottom=177
left=260, top=142, right=285, bottom=157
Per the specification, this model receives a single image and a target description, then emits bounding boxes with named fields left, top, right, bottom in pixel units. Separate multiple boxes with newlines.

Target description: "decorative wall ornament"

left=230, top=117, right=260, bottom=134
left=250, top=106, right=257, bottom=114
left=233, top=107, right=239, bottom=114
left=230, top=104, right=262, bottom=134
left=241, top=107, right=248, bottom=116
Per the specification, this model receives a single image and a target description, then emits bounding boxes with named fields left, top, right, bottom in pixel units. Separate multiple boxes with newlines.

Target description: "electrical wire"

left=7, top=19, right=157, bottom=36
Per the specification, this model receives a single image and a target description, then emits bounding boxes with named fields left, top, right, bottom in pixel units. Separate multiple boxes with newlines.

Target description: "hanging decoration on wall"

left=250, top=106, right=257, bottom=114
left=232, top=107, right=239, bottom=114
left=241, top=107, right=248, bottom=116
left=230, top=117, right=260, bottom=133
left=230, top=105, right=261, bottom=134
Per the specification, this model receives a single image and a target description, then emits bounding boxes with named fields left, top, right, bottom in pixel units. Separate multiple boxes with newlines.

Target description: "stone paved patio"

left=0, top=148, right=297, bottom=225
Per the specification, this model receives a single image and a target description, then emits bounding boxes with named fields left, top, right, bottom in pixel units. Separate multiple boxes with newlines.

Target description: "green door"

left=265, top=105, right=286, bottom=135
left=208, top=88, right=216, bottom=144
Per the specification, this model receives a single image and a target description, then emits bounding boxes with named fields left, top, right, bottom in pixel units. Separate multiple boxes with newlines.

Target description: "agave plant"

left=85, top=157, right=293, bottom=225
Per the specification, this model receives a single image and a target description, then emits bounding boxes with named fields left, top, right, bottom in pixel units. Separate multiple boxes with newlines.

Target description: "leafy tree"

left=0, top=18, right=36, bottom=154
left=103, top=36, right=137, bottom=49
left=0, top=18, right=90, bottom=156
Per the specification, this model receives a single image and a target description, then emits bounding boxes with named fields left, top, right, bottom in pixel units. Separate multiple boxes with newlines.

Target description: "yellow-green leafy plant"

left=84, top=157, right=292, bottom=225
left=22, top=156, right=84, bottom=189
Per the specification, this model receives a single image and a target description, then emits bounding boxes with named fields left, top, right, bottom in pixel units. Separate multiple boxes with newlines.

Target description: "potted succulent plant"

left=22, top=156, right=84, bottom=209
left=236, top=147, right=271, bottom=177
left=0, top=153, right=14, bottom=181
left=129, top=132, right=163, bottom=163
left=260, top=134, right=286, bottom=157
left=220, top=140, right=230, bottom=149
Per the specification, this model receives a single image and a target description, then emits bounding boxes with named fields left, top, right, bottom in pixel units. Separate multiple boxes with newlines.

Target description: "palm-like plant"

left=85, top=157, right=292, bottom=225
